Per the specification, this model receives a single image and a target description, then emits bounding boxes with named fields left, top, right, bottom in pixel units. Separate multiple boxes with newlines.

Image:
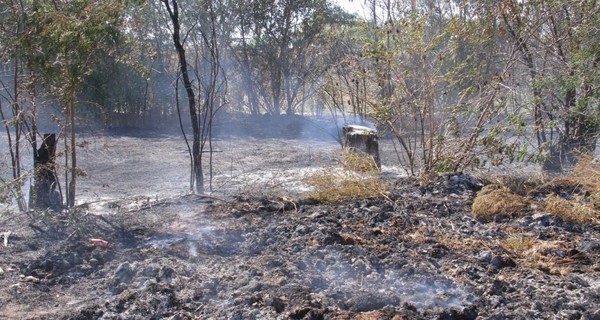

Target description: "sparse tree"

left=161, top=0, right=225, bottom=193
left=230, top=0, right=346, bottom=116
left=499, top=0, right=600, bottom=170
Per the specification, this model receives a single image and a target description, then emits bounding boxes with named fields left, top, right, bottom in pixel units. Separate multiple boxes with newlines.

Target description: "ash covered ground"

left=1, top=117, right=600, bottom=319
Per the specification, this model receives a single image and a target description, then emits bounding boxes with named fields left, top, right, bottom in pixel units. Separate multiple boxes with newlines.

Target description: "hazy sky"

left=334, top=0, right=365, bottom=15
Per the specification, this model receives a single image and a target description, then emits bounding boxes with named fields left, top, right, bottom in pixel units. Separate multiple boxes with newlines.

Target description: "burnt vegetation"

left=1, top=0, right=600, bottom=319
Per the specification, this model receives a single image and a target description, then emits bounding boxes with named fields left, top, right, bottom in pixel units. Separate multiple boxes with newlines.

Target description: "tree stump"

left=343, top=125, right=381, bottom=169
left=30, top=134, right=61, bottom=210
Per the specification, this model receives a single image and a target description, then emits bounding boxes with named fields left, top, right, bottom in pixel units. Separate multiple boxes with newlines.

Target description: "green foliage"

left=21, top=0, right=126, bottom=96
left=79, top=52, right=149, bottom=126
left=327, top=2, right=526, bottom=176
left=0, top=175, right=26, bottom=207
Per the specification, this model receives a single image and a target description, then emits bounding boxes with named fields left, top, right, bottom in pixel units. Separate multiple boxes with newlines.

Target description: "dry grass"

left=435, top=233, right=492, bottom=252
left=544, top=194, right=599, bottom=224
left=538, top=155, right=600, bottom=223
left=502, top=234, right=536, bottom=254
left=473, top=171, right=546, bottom=196
left=306, top=151, right=388, bottom=203
left=499, top=234, right=579, bottom=275
left=340, top=150, right=379, bottom=174
left=472, top=156, right=600, bottom=224
left=472, top=185, right=531, bottom=222
left=569, top=155, right=600, bottom=190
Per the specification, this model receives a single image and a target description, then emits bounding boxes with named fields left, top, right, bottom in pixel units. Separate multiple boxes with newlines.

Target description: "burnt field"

left=1, top=119, right=600, bottom=319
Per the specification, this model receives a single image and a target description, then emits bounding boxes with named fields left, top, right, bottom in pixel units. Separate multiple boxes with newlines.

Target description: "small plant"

left=0, top=175, right=27, bottom=210
left=306, top=151, right=388, bottom=203
left=502, top=234, right=536, bottom=254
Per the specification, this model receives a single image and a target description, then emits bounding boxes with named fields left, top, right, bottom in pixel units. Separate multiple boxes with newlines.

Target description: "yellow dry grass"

left=501, top=234, right=536, bottom=254
left=340, top=150, right=379, bottom=174
left=500, top=234, right=579, bottom=275
left=544, top=194, right=599, bottom=224
left=539, top=155, right=600, bottom=223
left=472, top=185, right=531, bottom=222
left=306, top=151, right=388, bottom=203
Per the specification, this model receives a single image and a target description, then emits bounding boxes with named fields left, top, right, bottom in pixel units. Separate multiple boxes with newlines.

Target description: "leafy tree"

left=499, top=0, right=600, bottom=170
left=18, top=0, right=127, bottom=207
left=230, top=0, right=348, bottom=115
left=324, top=0, right=522, bottom=175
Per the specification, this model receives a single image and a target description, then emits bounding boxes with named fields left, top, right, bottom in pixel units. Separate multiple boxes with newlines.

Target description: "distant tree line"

left=1, top=0, right=599, bottom=210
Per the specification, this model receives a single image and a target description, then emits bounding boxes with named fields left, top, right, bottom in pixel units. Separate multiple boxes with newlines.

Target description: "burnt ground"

left=1, top=121, right=600, bottom=319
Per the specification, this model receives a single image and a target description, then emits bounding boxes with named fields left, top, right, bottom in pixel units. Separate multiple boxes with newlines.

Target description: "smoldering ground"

left=1, top=116, right=599, bottom=319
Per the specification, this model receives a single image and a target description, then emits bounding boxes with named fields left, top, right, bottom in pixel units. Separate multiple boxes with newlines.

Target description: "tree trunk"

left=30, top=134, right=61, bottom=210
left=163, top=0, right=203, bottom=194
left=68, top=95, right=77, bottom=207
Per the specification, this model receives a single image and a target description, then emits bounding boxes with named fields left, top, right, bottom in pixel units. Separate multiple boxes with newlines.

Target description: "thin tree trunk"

left=163, top=0, right=203, bottom=194
left=68, top=94, right=76, bottom=207
left=502, top=12, right=547, bottom=147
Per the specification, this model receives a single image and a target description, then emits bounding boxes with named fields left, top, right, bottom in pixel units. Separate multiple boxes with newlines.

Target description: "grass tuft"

left=472, top=184, right=531, bottom=221
left=502, top=234, right=536, bottom=254
left=306, top=151, right=387, bottom=203
left=535, top=155, right=600, bottom=223
left=544, top=194, right=599, bottom=224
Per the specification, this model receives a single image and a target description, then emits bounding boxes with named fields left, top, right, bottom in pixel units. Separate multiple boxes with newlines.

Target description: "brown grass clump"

left=474, top=171, right=546, bottom=196
left=340, top=150, right=379, bottom=174
left=534, top=155, right=600, bottom=223
left=544, top=194, right=599, bottom=224
left=569, top=155, right=600, bottom=188
left=472, top=185, right=531, bottom=221
left=564, top=155, right=600, bottom=208
left=306, top=151, right=387, bottom=203
left=500, top=234, right=577, bottom=275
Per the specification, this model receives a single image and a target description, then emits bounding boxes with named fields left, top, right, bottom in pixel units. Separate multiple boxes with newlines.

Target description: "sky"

left=333, top=0, right=367, bottom=16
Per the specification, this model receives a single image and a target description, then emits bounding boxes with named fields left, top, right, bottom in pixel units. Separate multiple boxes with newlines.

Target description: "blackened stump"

left=343, top=125, right=381, bottom=168
left=30, top=134, right=61, bottom=210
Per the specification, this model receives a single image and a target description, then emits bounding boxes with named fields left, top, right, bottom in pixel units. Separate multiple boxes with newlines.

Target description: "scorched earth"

left=1, top=123, right=599, bottom=319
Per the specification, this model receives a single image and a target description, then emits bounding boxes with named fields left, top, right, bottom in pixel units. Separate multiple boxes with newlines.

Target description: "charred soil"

left=1, top=128, right=599, bottom=319
left=1, top=177, right=600, bottom=319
